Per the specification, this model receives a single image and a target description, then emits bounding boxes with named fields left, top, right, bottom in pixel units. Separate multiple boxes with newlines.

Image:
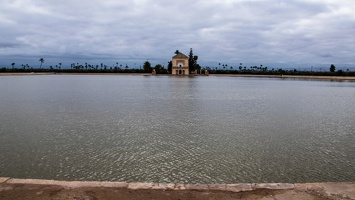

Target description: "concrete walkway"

left=1, top=177, right=354, bottom=200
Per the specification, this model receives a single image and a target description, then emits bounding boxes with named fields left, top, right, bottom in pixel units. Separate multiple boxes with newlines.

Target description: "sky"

left=1, top=0, right=355, bottom=70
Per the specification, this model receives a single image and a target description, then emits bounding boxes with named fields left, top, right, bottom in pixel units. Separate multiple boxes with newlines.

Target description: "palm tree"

left=11, top=63, right=15, bottom=69
left=59, top=63, right=62, bottom=69
left=39, top=58, right=44, bottom=69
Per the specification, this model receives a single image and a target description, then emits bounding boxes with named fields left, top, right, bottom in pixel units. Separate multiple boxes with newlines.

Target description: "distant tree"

left=39, top=58, right=44, bottom=68
left=167, top=61, right=172, bottom=73
left=195, top=64, right=201, bottom=72
left=330, top=64, right=336, bottom=72
left=59, top=63, right=62, bottom=69
left=239, top=66, right=242, bottom=71
left=154, top=64, right=166, bottom=74
left=143, top=61, right=151, bottom=72
left=143, top=61, right=152, bottom=72
left=11, top=63, right=15, bottom=69
left=188, top=48, right=198, bottom=73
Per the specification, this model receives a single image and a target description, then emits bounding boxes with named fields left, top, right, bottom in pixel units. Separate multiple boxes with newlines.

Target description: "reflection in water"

left=0, top=75, right=355, bottom=183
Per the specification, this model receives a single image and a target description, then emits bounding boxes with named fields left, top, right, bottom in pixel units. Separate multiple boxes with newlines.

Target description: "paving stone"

left=127, top=182, right=153, bottom=190
left=320, top=182, right=355, bottom=200
left=66, top=181, right=102, bottom=188
left=253, top=183, right=294, bottom=190
left=100, top=181, right=128, bottom=188
left=174, top=184, right=186, bottom=190
left=295, top=183, right=323, bottom=191
left=151, top=183, right=175, bottom=190
left=185, top=184, right=210, bottom=191
left=6, top=178, right=61, bottom=185
left=208, top=184, right=226, bottom=191
left=0, top=177, right=10, bottom=183
left=225, top=184, right=253, bottom=192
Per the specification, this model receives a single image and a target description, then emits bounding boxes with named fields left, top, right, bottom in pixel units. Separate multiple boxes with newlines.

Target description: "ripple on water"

left=0, top=76, right=355, bottom=183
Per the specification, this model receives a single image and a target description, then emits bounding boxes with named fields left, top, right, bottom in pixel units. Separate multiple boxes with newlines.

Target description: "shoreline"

left=1, top=72, right=355, bottom=81
left=1, top=177, right=354, bottom=199
left=210, top=74, right=355, bottom=81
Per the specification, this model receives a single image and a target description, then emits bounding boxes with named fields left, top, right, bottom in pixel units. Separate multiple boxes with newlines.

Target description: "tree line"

left=2, top=57, right=354, bottom=76
left=3, top=58, right=168, bottom=74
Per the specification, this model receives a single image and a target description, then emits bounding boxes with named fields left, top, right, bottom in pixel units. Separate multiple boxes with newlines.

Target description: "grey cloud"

left=0, top=43, right=21, bottom=48
left=0, top=0, right=354, bottom=69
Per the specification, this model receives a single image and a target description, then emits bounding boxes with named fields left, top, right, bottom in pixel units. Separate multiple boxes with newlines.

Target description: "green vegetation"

left=1, top=58, right=354, bottom=76
left=143, top=61, right=152, bottom=72
left=203, top=64, right=355, bottom=76
left=39, top=58, right=44, bottom=69
left=188, top=48, right=200, bottom=73
left=330, top=64, right=336, bottom=72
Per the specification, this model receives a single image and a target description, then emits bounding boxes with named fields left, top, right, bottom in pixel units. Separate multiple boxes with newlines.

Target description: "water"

left=0, top=75, right=354, bottom=183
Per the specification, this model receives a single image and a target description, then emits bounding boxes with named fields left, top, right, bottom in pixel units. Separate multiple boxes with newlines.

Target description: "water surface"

left=0, top=75, right=354, bottom=183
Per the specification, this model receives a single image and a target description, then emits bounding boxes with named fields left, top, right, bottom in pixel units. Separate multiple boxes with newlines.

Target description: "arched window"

left=177, top=62, right=184, bottom=67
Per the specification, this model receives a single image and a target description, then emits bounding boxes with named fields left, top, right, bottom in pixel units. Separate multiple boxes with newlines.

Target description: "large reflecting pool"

left=0, top=75, right=354, bottom=183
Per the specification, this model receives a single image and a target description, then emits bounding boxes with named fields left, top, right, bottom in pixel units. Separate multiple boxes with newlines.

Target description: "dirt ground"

left=0, top=182, right=339, bottom=200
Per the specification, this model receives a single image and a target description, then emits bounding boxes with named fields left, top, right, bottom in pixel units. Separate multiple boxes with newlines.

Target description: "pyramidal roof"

left=172, top=52, right=188, bottom=59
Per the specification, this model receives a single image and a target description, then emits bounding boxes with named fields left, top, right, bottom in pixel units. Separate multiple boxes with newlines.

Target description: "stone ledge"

left=0, top=177, right=10, bottom=183
left=151, top=183, right=175, bottom=190
left=226, top=184, right=253, bottom=192
left=253, top=183, right=294, bottom=190
left=185, top=184, right=210, bottom=191
left=1, top=177, right=354, bottom=199
left=100, top=181, right=128, bottom=188
left=127, top=182, right=154, bottom=190
left=4, top=178, right=128, bottom=189
left=6, top=178, right=63, bottom=186
left=174, top=183, right=186, bottom=190
left=208, top=184, right=227, bottom=191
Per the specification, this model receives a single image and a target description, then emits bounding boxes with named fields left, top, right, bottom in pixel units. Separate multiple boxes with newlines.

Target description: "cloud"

left=0, top=0, right=354, bottom=69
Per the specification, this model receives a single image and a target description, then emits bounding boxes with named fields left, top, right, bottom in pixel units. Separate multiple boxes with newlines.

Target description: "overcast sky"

left=1, top=0, right=354, bottom=69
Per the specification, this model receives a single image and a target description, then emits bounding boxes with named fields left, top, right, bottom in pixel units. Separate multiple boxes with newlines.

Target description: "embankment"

left=1, top=177, right=354, bottom=199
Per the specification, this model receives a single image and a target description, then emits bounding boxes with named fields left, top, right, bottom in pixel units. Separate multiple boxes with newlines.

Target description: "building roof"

left=172, top=52, right=188, bottom=59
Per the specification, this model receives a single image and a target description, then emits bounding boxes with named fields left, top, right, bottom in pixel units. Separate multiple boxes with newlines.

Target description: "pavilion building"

left=172, top=52, right=189, bottom=75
